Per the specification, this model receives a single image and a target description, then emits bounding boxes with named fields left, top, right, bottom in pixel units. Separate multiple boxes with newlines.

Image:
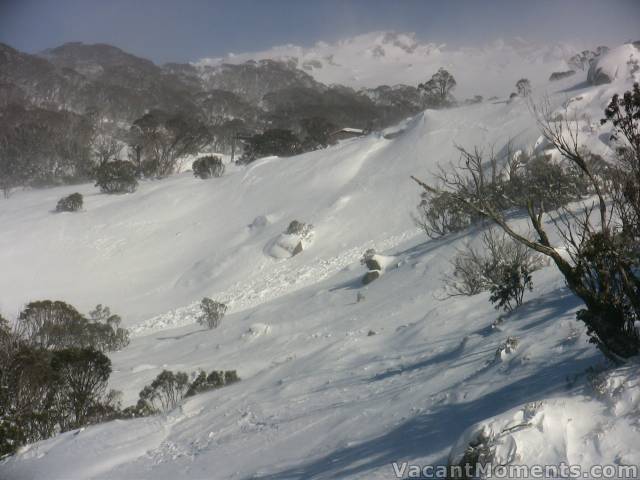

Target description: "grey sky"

left=0, top=0, right=638, bottom=64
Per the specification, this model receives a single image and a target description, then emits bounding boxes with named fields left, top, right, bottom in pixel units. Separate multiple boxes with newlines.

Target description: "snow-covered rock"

left=588, top=42, right=640, bottom=85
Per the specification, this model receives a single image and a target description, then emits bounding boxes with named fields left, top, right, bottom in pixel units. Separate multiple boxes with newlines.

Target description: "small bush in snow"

left=95, top=160, right=138, bottom=194
left=515, top=78, right=531, bottom=97
left=186, top=369, right=239, bottom=397
left=447, top=429, right=495, bottom=479
left=444, top=230, right=543, bottom=310
left=55, top=192, right=83, bottom=212
left=128, top=368, right=240, bottom=416
left=483, top=231, right=542, bottom=311
left=197, top=298, right=227, bottom=329
left=193, top=155, right=225, bottom=179
left=414, top=190, right=474, bottom=238
left=444, top=244, right=488, bottom=296
left=488, top=261, right=534, bottom=312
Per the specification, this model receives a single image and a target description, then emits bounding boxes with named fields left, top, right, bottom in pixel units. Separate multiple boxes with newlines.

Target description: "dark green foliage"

left=0, top=327, right=117, bottom=457
left=224, top=370, right=239, bottom=384
left=602, top=82, right=640, bottom=153
left=185, top=369, right=239, bottom=397
left=515, top=78, right=531, bottom=97
left=1, top=307, right=123, bottom=455
left=192, top=155, right=225, bottom=179
left=51, top=348, right=112, bottom=429
left=120, top=398, right=157, bottom=419
left=549, top=70, right=576, bottom=81
left=131, top=368, right=240, bottom=416
left=55, top=192, right=83, bottom=212
left=509, top=154, right=590, bottom=211
left=300, top=116, right=337, bottom=150
left=18, top=300, right=87, bottom=350
left=0, top=345, right=57, bottom=456
left=0, top=105, right=94, bottom=197
left=416, top=153, right=590, bottom=239
left=137, top=370, right=189, bottom=413
left=570, top=232, right=640, bottom=358
left=197, top=298, right=227, bottom=329
left=132, top=111, right=210, bottom=177
left=418, top=68, right=456, bottom=108
left=87, top=304, right=130, bottom=351
left=240, top=129, right=301, bottom=163
left=17, top=300, right=129, bottom=352
left=95, top=160, right=138, bottom=193
left=488, top=262, right=534, bottom=312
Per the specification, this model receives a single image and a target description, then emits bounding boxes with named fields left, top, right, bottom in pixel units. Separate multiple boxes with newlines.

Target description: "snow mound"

left=266, top=230, right=312, bottom=258
left=242, top=323, right=272, bottom=339
left=448, top=361, right=640, bottom=474
left=588, top=42, right=640, bottom=85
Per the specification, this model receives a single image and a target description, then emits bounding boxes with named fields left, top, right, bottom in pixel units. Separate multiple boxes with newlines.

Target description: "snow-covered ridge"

left=196, top=31, right=588, bottom=98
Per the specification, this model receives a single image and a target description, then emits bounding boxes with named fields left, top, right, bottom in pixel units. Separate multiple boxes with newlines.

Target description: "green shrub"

left=95, top=160, right=138, bottom=194
left=444, top=229, right=543, bottom=310
left=193, top=155, right=225, bottom=179
left=185, top=369, right=240, bottom=397
left=55, top=192, right=83, bottom=212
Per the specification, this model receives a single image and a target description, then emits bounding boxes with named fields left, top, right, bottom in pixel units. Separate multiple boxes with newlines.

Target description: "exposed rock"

left=362, top=270, right=381, bottom=285
left=587, top=64, right=612, bottom=85
left=549, top=70, right=575, bottom=81
left=364, top=257, right=382, bottom=271
left=587, top=43, right=640, bottom=86
left=291, top=241, right=303, bottom=256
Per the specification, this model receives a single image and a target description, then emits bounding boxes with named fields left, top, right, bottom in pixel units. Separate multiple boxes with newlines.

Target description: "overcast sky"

left=1, top=0, right=638, bottom=64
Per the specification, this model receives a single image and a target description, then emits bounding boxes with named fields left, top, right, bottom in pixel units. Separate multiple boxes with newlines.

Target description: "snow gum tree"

left=413, top=84, right=640, bottom=361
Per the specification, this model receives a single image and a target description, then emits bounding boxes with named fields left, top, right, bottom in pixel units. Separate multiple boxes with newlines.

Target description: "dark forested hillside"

left=0, top=41, right=429, bottom=193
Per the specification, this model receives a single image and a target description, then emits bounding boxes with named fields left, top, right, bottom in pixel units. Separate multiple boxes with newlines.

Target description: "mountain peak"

left=196, top=31, right=587, bottom=98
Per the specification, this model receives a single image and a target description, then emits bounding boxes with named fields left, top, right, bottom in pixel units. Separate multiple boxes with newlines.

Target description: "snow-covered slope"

left=1, top=51, right=639, bottom=479
left=196, top=32, right=586, bottom=98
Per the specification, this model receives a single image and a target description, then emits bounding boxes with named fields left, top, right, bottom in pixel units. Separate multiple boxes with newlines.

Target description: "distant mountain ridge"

left=195, top=31, right=590, bottom=98
left=0, top=40, right=428, bottom=130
